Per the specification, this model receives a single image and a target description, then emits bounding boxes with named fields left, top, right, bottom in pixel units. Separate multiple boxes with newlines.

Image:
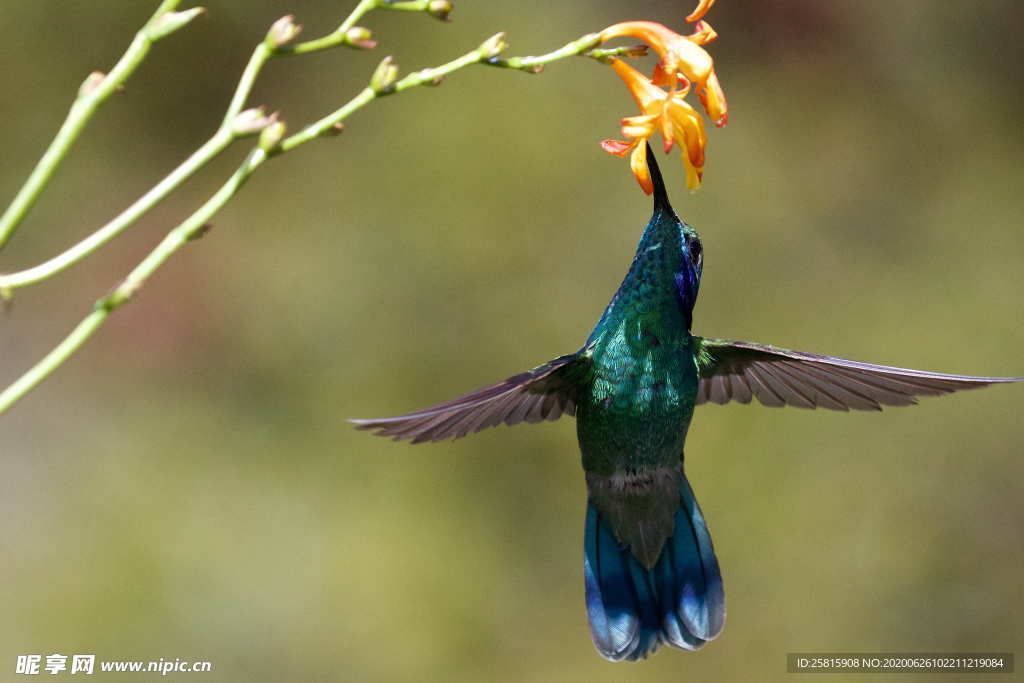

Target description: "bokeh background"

left=2, top=1, right=1022, bottom=681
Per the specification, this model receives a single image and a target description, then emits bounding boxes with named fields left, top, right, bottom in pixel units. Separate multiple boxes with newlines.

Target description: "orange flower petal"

left=621, top=114, right=659, bottom=126
left=685, top=0, right=717, bottom=23
left=681, top=151, right=702, bottom=191
left=686, top=20, right=718, bottom=45
left=621, top=114, right=659, bottom=139
left=697, top=70, right=728, bottom=127
left=651, top=61, right=672, bottom=88
left=600, top=21, right=681, bottom=54
left=600, top=139, right=634, bottom=157
left=660, top=111, right=675, bottom=153
left=668, top=98, right=706, bottom=167
left=667, top=37, right=713, bottom=84
left=602, top=22, right=714, bottom=95
left=630, top=143, right=653, bottom=195
left=600, top=9, right=726, bottom=195
left=610, top=59, right=667, bottom=112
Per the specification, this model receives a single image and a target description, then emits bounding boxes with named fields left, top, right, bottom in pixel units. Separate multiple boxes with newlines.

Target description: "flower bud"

left=427, top=0, right=453, bottom=21
left=320, top=121, right=345, bottom=137
left=147, top=7, right=206, bottom=41
left=78, top=71, right=106, bottom=97
left=344, top=26, right=377, bottom=50
left=370, top=56, right=399, bottom=93
left=232, top=107, right=277, bottom=136
left=259, top=120, right=287, bottom=153
left=478, top=32, right=508, bottom=59
left=266, top=15, right=302, bottom=48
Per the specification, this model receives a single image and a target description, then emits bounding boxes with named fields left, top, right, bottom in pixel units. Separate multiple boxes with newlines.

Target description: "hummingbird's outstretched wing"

left=693, top=337, right=1023, bottom=410
left=350, top=353, right=588, bottom=442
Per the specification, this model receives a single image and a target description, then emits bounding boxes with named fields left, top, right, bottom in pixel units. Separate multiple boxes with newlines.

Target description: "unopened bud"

left=420, top=70, right=443, bottom=86
left=321, top=122, right=345, bottom=137
left=78, top=71, right=106, bottom=97
left=344, top=26, right=377, bottom=50
left=259, top=120, right=287, bottom=152
left=147, top=7, right=206, bottom=41
left=266, top=15, right=302, bottom=48
left=370, top=56, right=399, bottom=93
left=232, top=107, right=277, bottom=136
left=187, top=222, right=214, bottom=241
left=427, top=0, right=453, bottom=21
left=478, top=32, right=508, bottom=59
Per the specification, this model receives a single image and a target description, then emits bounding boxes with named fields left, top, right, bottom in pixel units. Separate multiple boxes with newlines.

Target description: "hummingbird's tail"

left=583, top=470, right=724, bottom=661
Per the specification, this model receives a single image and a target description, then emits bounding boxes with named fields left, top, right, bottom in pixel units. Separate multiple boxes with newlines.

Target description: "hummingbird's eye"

left=689, top=239, right=702, bottom=267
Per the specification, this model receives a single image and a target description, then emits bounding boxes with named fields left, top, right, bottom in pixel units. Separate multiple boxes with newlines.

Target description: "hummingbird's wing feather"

left=693, top=337, right=1023, bottom=411
left=350, top=353, right=588, bottom=442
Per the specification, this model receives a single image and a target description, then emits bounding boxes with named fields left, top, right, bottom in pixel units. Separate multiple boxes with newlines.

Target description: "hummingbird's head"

left=675, top=226, right=702, bottom=323
left=587, top=145, right=704, bottom=340
left=646, top=144, right=703, bottom=327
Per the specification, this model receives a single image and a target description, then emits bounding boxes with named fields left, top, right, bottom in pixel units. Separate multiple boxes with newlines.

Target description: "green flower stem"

left=0, top=0, right=185, bottom=251
left=375, top=1, right=433, bottom=12
left=0, top=0, right=386, bottom=293
left=282, top=31, right=615, bottom=149
left=100, top=147, right=268, bottom=314
left=0, top=30, right=619, bottom=416
left=280, top=89, right=376, bottom=151
left=485, top=32, right=602, bottom=72
left=279, top=0, right=376, bottom=56
left=0, top=307, right=108, bottom=415
left=0, top=36, right=273, bottom=292
left=0, top=132, right=233, bottom=291
left=0, top=147, right=267, bottom=417
left=223, top=44, right=273, bottom=125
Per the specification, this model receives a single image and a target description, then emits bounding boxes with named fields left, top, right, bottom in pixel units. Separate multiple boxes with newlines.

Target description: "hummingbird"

left=351, top=145, right=1021, bottom=661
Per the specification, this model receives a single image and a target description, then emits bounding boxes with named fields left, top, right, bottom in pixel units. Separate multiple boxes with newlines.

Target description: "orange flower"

left=600, top=60, right=708, bottom=192
left=598, top=3, right=727, bottom=194
left=685, top=0, right=717, bottom=23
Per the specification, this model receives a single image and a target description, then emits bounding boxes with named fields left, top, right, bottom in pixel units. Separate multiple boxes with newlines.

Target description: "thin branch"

left=277, top=0, right=376, bottom=56
left=0, top=132, right=232, bottom=291
left=0, top=0, right=381, bottom=293
left=282, top=31, right=609, bottom=149
left=0, top=147, right=267, bottom=416
left=0, top=0, right=190, bottom=251
left=484, top=32, right=602, bottom=72
left=0, top=30, right=621, bottom=416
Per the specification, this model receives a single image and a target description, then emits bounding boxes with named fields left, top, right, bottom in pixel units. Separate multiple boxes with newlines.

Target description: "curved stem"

left=0, top=148, right=267, bottom=416
left=0, top=32, right=619, bottom=417
left=485, top=32, right=602, bottom=71
left=0, top=309, right=109, bottom=415
left=0, top=132, right=232, bottom=290
left=0, top=0, right=184, bottom=251
left=283, top=31, right=609, bottom=149
left=279, top=0, right=376, bottom=56
left=105, top=148, right=268, bottom=311
left=0, top=0, right=386, bottom=293
left=223, top=45, right=274, bottom=126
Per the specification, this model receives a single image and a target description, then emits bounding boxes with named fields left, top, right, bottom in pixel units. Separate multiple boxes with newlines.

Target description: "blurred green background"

left=2, top=1, right=1022, bottom=681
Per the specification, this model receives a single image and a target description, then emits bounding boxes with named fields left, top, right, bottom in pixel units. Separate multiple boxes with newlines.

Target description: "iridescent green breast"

left=575, top=200, right=700, bottom=476
left=576, top=322, right=697, bottom=476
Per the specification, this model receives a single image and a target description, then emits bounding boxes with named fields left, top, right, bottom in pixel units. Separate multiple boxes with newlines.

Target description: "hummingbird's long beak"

left=644, top=142, right=672, bottom=213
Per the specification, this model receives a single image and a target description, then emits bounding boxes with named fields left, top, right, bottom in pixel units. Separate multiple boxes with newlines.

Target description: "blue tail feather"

left=583, top=471, right=724, bottom=661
